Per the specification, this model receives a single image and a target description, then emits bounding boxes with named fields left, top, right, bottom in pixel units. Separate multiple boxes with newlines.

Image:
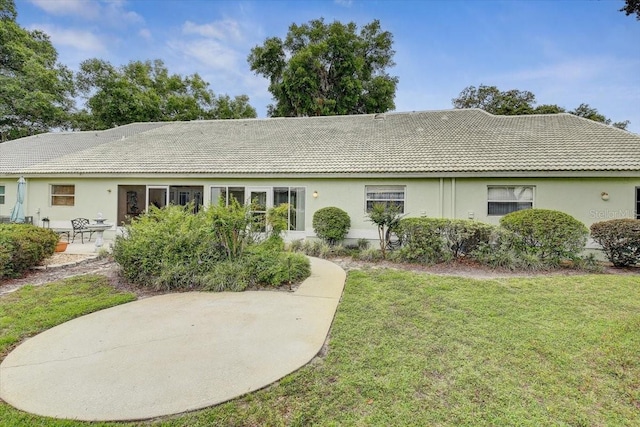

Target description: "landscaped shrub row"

left=113, top=202, right=310, bottom=291
left=0, top=224, right=58, bottom=278
left=390, top=209, right=590, bottom=270
left=590, top=218, right=640, bottom=267
left=499, top=208, right=589, bottom=263
left=395, top=218, right=494, bottom=264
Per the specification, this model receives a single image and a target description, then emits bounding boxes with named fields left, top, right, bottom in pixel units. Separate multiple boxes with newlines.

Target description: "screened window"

left=51, top=185, right=75, bottom=206
left=274, top=187, right=305, bottom=231
left=210, top=186, right=305, bottom=231
left=0, top=185, right=4, bottom=204
left=210, top=186, right=246, bottom=205
left=365, top=185, right=405, bottom=213
left=488, top=186, right=533, bottom=216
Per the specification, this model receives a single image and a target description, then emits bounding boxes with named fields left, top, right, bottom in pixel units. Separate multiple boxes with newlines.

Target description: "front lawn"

left=0, top=270, right=639, bottom=426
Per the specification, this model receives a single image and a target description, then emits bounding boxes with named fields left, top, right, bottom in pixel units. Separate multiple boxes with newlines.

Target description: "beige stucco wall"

left=6, top=176, right=640, bottom=243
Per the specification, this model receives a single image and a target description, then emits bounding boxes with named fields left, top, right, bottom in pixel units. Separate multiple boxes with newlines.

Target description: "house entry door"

left=247, top=187, right=272, bottom=232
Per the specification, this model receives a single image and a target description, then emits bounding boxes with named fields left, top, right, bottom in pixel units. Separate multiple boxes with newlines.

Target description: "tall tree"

left=452, top=85, right=629, bottom=130
left=75, top=58, right=256, bottom=130
left=620, top=0, right=640, bottom=19
left=0, top=0, right=75, bottom=142
left=248, top=18, right=398, bottom=117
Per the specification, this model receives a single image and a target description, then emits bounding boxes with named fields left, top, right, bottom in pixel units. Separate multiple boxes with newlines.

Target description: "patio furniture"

left=71, top=218, right=95, bottom=243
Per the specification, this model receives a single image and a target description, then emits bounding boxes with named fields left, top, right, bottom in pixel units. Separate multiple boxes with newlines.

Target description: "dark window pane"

left=488, top=202, right=532, bottom=216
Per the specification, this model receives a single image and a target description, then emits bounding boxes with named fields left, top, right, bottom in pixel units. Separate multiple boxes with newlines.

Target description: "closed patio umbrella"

left=9, top=177, right=26, bottom=223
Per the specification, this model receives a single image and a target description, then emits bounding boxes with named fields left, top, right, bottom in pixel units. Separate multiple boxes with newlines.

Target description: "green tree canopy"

left=620, top=0, right=640, bottom=19
left=452, top=84, right=630, bottom=130
left=0, top=0, right=75, bottom=142
left=248, top=18, right=398, bottom=117
left=74, top=58, right=256, bottom=130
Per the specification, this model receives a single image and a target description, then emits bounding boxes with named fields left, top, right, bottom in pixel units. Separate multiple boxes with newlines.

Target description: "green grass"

left=1, top=270, right=639, bottom=426
left=0, top=275, right=136, bottom=358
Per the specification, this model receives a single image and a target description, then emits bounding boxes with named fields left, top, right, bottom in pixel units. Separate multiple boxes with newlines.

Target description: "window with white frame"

left=210, top=186, right=305, bottom=231
left=51, top=184, right=75, bottom=206
left=365, top=185, right=405, bottom=213
left=487, top=186, right=533, bottom=215
left=0, top=185, right=4, bottom=204
left=274, top=187, right=306, bottom=231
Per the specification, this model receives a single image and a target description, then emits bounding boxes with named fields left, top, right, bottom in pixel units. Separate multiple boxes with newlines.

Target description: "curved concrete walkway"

left=0, top=257, right=346, bottom=422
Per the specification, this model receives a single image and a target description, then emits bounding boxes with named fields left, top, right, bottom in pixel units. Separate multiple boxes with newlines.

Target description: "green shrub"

left=395, top=218, right=494, bottom=264
left=500, top=209, right=588, bottom=263
left=357, top=238, right=370, bottom=250
left=590, top=219, right=640, bottom=267
left=113, top=204, right=226, bottom=290
left=291, top=239, right=333, bottom=258
left=395, top=218, right=447, bottom=264
left=357, top=247, right=384, bottom=262
left=114, top=203, right=311, bottom=291
left=313, top=207, right=351, bottom=245
left=246, top=245, right=311, bottom=287
left=471, top=228, right=545, bottom=271
left=199, top=260, right=251, bottom=292
left=0, top=224, right=58, bottom=278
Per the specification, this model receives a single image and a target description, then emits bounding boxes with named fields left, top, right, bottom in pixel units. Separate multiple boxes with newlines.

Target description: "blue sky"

left=15, top=0, right=640, bottom=133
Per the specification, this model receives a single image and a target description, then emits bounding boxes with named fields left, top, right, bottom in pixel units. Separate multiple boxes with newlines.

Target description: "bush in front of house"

left=113, top=204, right=225, bottom=291
left=113, top=203, right=311, bottom=291
left=312, top=207, right=351, bottom=246
left=0, top=224, right=58, bottom=278
left=394, top=218, right=495, bottom=264
left=499, top=208, right=588, bottom=264
left=590, top=219, right=640, bottom=267
left=471, top=227, right=545, bottom=271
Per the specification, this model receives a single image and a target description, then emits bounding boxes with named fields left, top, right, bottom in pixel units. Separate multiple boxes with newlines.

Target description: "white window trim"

left=209, top=185, right=306, bottom=231
left=0, top=185, right=5, bottom=205
left=364, top=185, right=406, bottom=213
left=487, top=185, right=535, bottom=216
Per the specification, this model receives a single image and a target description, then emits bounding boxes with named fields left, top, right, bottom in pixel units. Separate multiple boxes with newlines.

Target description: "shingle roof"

left=2, top=109, right=640, bottom=176
left=0, top=122, right=164, bottom=173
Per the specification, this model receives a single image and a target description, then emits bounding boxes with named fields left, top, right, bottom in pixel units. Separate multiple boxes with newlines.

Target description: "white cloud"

left=29, top=24, right=106, bottom=53
left=168, top=39, right=240, bottom=72
left=182, top=19, right=243, bottom=42
left=28, top=0, right=99, bottom=19
left=28, top=0, right=143, bottom=26
left=139, top=28, right=152, bottom=40
left=334, top=0, right=353, bottom=6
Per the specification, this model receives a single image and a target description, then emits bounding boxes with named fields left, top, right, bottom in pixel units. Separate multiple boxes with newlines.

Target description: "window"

left=51, top=185, right=75, bottom=206
left=210, top=185, right=305, bottom=231
left=211, top=186, right=246, bottom=206
left=636, top=187, right=640, bottom=220
left=0, top=185, right=4, bottom=204
left=488, top=186, right=533, bottom=215
left=365, top=185, right=405, bottom=213
left=274, top=187, right=305, bottom=231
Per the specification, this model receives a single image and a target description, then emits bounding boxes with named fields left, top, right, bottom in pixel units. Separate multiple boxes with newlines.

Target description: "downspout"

left=439, top=178, right=444, bottom=218
left=450, top=178, right=456, bottom=219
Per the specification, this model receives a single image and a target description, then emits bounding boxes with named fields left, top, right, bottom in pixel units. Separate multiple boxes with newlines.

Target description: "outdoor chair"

left=71, top=218, right=95, bottom=243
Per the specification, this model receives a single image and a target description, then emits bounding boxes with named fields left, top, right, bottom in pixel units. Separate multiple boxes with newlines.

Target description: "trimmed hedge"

left=312, top=207, right=351, bottom=245
left=395, top=218, right=494, bottom=264
left=499, top=209, right=588, bottom=263
left=590, top=219, right=640, bottom=267
left=0, top=224, right=58, bottom=278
